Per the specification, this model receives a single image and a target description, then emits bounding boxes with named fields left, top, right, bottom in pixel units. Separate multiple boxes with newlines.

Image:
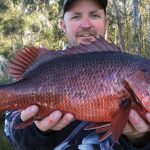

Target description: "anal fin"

left=84, top=122, right=110, bottom=130
left=13, top=114, right=39, bottom=129
left=14, top=118, right=34, bottom=129
left=85, top=122, right=112, bottom=142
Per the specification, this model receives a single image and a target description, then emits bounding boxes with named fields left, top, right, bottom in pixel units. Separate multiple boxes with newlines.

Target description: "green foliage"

left=53, top=22, right=64, bottom=40
left=0, top=43, right=11, bottom=58
left=0, top=0, right=65, bottom=58
left=3, top=18, right=25, bottom=37
left=0, top=2, right=8, bottom=12
left=0, top=0, right=149, bottom=59
left=106, top=0, right=150, bottom=57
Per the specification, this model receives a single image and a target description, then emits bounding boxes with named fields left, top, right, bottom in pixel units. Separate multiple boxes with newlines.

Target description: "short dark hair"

left=62, top=0, right=108, bottom=17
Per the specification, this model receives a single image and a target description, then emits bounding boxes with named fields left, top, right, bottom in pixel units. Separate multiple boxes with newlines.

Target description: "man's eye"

left=71, top=16, right=80, bottom=20
left=91, top=14, right=101, bottom=19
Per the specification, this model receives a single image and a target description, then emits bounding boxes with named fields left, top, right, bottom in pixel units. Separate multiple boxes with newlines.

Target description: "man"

left=4, top=0, right=150, bottom=149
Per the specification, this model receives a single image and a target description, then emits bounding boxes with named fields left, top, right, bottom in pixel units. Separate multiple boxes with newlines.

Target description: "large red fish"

left=1, top=37, right=150, bottom=142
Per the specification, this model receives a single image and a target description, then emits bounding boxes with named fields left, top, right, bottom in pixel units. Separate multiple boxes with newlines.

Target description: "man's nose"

left=80, top=18, right=92, bottom=29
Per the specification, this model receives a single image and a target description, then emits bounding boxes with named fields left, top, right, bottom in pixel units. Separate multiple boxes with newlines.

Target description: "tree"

left=131, top=0, right=141, bottom=54
left=111, top=0, right=124, bottom=50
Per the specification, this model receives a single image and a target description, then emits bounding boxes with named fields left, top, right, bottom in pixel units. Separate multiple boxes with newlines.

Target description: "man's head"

left=62, top=0, right=108, bottom=17
left=60, top=0, right=108, bottom=47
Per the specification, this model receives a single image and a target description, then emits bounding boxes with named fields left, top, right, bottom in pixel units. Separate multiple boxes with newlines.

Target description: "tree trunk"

left=112, top=0, right=124, bottom=51
left=147, top=4, right=150, bottom=57
left=131, top=0, right=141, bottom=54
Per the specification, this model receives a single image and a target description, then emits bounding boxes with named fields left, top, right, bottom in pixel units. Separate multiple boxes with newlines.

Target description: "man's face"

left=60, top=0, right=107, bottom=47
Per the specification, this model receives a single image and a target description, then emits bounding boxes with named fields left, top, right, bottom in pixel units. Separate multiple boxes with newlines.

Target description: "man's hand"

left=123, top=109, right=150, bottom=146
left=21, top=106, right=150, bottom=146
left=20, top=105, right=74, bottom=132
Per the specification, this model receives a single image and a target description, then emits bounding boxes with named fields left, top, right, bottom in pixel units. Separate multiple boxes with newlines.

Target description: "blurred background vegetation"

left=0, top=0, right=150, bottom=149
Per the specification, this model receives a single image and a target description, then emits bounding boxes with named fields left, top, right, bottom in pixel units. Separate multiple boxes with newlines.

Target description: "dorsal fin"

left=8, top=37, right=121, bottom=80
left=8, top=47, right=50, bottom=80
left=64, top=36, right=121, bottom=55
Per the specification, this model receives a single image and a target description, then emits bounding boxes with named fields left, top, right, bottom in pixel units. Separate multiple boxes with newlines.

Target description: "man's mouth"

left=80, top=34, right=93, bottom=37
left=75, top=32, right=97, bottom=45
left=77, top=33, right=97, bottom=42
left=78, top=33, right=95, bottom=37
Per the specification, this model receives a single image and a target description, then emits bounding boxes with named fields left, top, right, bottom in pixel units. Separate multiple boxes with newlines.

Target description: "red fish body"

left=1, top=37, right=150, bottom=141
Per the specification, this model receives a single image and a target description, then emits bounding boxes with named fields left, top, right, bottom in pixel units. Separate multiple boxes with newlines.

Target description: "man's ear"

left=59, top=19, right=66, bottom=33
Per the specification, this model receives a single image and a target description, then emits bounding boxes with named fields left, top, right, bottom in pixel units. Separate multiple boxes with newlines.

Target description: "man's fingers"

left=123, top=122, right=134, bottom=134
left=145, top=112, right=150, bottom=124
left=21, top=105, right=39, bottom=121
left=51, top=113, right=74, bottom=130
left=34, top=111, right=62, bottom=132
left=129, top=109, right=149, bottom=133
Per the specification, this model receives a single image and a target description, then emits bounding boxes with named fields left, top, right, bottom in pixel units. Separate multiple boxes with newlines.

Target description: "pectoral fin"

left=111, top=98, right=131, bottom=143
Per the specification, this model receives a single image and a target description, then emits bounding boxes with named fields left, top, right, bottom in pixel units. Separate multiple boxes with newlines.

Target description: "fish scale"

left=2, top=37, right=150, bottom=142
left=1, top=52, right=144, bottom=116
